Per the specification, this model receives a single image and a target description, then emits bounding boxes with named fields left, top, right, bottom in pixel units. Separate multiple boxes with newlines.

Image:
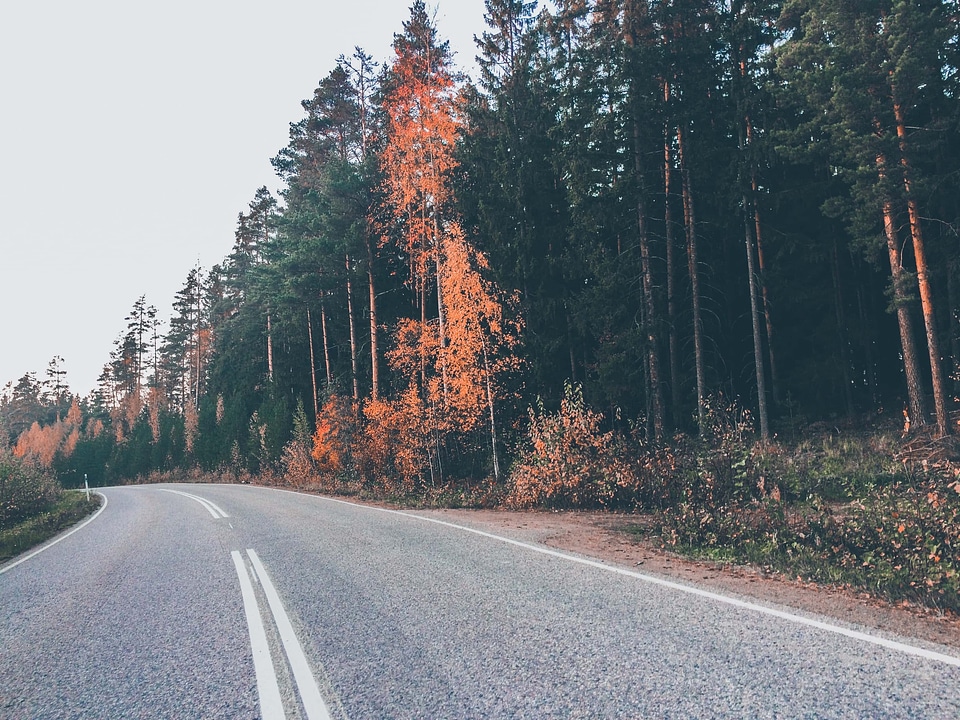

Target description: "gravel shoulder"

left=411, top=506, right=960, bottom=652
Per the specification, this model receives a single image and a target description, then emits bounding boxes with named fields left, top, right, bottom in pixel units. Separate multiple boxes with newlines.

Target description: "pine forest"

left=4, top=1, right=960, bottom=609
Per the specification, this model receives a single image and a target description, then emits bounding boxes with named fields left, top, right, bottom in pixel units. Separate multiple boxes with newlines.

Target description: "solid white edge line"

left=0, top=491, right=109, bottom=576
left=231, top=550, right=286, bottom=720
left=247, top=549, right=333, bottom=720
left=251, top=487, right=960, bottom=669
left=158, top=488, right=228, bottom=519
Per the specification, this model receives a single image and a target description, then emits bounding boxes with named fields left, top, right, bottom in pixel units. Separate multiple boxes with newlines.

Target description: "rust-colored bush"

left=507, top=383, right=637, bottom=509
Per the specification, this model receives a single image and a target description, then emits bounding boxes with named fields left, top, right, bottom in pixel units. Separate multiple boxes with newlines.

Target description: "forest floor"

left=406, top=504, right=960, bottom=652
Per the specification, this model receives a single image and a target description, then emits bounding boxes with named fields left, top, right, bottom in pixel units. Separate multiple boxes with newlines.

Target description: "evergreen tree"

left=775, top=0, right=956, bottom=434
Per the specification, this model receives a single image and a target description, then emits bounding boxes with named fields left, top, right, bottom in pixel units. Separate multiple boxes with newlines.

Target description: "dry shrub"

left=821, top=475, right=960, bottom=612
left=281, top=402, right=317, bottom=489
left=507, top=383, right=637, bottom=509
left=282, top=444, right=316, bottom=488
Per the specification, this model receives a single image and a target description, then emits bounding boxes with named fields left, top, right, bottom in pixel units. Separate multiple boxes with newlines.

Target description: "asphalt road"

left=2, top=483, right=959, bottom=719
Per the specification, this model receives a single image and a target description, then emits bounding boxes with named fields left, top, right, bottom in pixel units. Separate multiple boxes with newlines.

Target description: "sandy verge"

left=411, top=507, right=960, bottom=653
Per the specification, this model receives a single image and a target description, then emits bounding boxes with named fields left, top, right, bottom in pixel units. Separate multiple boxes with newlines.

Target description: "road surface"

left=2, top=483, right=959, bottom=718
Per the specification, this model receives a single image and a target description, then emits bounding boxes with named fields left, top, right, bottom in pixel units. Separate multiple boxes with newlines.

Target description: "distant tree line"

left=2, top=0, right=958, bottom=489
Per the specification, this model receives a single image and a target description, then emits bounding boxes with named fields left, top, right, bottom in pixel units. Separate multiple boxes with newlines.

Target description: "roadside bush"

left=0, top=450, right=61, bottom=528
left=281, top=401, right=317, bottom=488
left=823, top=476, right=960, bottom=612
left=656, top=448, right=960, bottom=614
left=506, top=383, right=637, bottom=508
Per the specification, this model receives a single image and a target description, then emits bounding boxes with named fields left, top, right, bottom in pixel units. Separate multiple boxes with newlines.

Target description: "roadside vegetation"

left=150, top=382, right=952, bottom=617
left=501, top=390, right=960, bottom=616
left=0, top=451, right=101, bottom=564
left=2, top=1, right=959, bottom=615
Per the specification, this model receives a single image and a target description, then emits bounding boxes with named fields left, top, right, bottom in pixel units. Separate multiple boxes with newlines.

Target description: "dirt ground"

left=412, top=506, right=960, bottom=652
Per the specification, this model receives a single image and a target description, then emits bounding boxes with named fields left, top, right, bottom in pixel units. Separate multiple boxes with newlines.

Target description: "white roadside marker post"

left=84, top=473, right=90, bottom=502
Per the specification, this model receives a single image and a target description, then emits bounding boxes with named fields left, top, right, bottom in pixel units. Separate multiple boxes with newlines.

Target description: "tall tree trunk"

left=634, top=119, right=664, bottom=441
left=307, top=308, right=319, bottom=418
left=320, top=292, right=332, bottom=388
left=481, top=337, right=500, bottom=483
left=743, top=112, right=781, bottom=410
left=664, top=132, right=681, bottom=428
left=751, top=177, right=781, bottom=408
left=678, top=124, right=706, bottom=433
left=266, top=311, right=274, bottom=383
left=878, top=153, right=927, bottom=427
left=345, top=255, right=359, bottom=402
left=739, top=120, right=770, bottom=440
left=830, top=238, right=855, bottom=418
left=194, top=283, right=202, bottom=408
left=435, top=223, right=449, bottom=405
left=420, top=275, right=428, bottom=394
left=742, top=192, right=770, bottom=439
left=367, top=237, right=380, bottom=401
left=893, top=97, right=950, bottom=436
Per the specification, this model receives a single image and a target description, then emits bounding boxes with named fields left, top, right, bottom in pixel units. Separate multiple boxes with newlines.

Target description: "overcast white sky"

left=0, top=0, right=489, bottom=397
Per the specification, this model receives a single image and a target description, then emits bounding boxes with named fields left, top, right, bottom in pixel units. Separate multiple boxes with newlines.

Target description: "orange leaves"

left=389, top=317, right=439, bottom=385
left=379, top=5, right=461, bottom=287
left=308, top=391, right=441, bottom=492
left=372, top=223, right=522, bottom=487
left=311, top=395, right=358, bottom=474
left=12, top=400, right=86, bottom=469
left=507, top=383, right=637, bottom=509
left=315, top=4, right=526, bottom=490
left=65, top=398, right=82, bottom=426
left=14, top=422, right=60, bottom=467
left=436, top=224, right=521, bottom=431
left=358, top=389, right=439, bottom=490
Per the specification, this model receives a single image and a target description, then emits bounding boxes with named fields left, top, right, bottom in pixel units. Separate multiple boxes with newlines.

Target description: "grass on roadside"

left=0, top=491, right=102, bottom=564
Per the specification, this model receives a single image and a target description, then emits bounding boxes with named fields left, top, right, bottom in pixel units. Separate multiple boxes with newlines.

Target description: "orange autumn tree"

left=13, top=397, right=83, bottom=468
left=379, top=1, right=460, bottom=319
left=437, top=223, right=522, bottom=481
left=364, top=1, right=522, bottom=487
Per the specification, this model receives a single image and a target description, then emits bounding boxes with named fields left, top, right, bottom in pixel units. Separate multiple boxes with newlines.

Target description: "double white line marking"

left=159, top=488, right=229, bottom=519
left=232, top=549, right=333, bottom=720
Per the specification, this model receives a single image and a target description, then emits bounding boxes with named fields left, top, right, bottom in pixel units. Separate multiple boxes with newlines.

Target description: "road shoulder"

left=412, top=506, right=960, bottom=652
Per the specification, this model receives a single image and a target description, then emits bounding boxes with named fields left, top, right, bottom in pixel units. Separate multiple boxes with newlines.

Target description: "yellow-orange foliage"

left=311, top=395, right=358, bottom=474
left=13, top=398, right=86, bottom=468
left=109, top=394, right=142, bottom=443
left=382, top=227, right=521, bottom=440
left=86, top=417, right=104, bottom=439
left=62, top=428, right=80, bottom=458
left=14, top=422, right=62, bottom=467
left=379, top=9, right=460, bottom=287
left=66, top=398, right=82, bottom=426
left=438, top=224, right=522, bottom=430
left=363, top=6, right=523, bottom=488
left=359, top=388, right=440, bottom=491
